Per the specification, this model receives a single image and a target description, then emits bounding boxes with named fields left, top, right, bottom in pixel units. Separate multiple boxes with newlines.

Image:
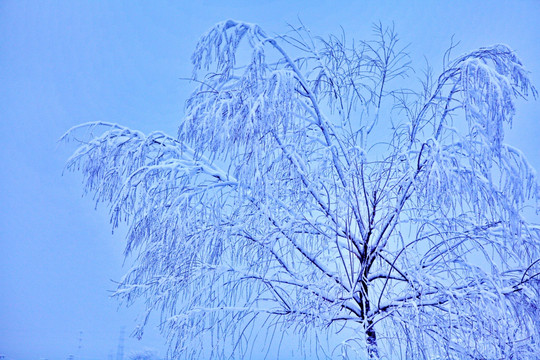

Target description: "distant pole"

left=116, top=327, right=125, bottom=360
left=77, top=331, right=83, bottom=359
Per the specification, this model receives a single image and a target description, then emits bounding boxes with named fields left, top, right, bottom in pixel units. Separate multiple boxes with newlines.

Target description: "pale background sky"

left=1, top=1, right=539, bottom=360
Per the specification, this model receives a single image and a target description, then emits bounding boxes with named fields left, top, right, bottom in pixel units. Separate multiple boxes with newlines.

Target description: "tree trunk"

left=359, top=263, right=379, bottom=359
left=358, top=283, right=379, bottom=358
left=366, top=320, right=379, bottom=359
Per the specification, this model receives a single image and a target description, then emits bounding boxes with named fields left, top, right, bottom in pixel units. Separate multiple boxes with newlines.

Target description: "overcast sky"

left=1, top=1, right=539, bottom=360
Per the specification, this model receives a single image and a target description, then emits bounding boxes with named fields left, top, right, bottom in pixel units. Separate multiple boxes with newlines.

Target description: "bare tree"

left=63, top=20, right=540, bottom=359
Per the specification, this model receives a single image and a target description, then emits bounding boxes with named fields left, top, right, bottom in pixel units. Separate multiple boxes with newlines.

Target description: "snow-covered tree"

left=128, top=349, right=160, bottom=360
left=63, top=20, right=540, bottom=359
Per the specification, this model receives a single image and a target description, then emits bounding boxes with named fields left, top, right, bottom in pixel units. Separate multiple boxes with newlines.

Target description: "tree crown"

left=64, top=20, right=540, bottom=359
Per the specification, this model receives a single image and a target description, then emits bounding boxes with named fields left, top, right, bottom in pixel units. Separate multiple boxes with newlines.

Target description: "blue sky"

left=1, top=1, right=539, bottom=359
